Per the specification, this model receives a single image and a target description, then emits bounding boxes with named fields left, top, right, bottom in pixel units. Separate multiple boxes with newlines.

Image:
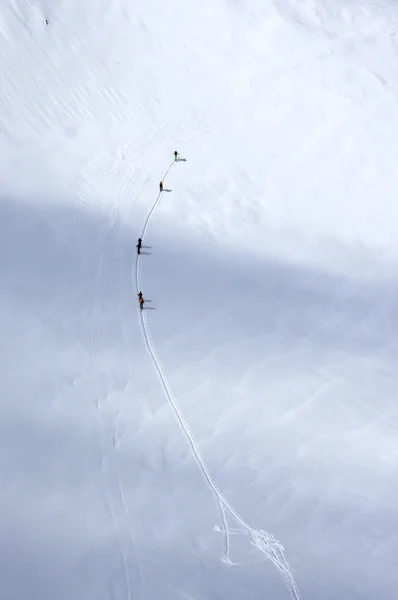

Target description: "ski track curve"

left=135, top=161, right=302, bottom=600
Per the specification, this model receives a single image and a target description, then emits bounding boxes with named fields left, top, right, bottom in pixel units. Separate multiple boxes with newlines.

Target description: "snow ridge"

left=135, top=161, right=302, bottom=600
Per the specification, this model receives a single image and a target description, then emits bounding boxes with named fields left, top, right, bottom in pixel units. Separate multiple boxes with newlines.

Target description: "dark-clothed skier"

left=138, top=291, right=144, bottom=309
left=174, top=150, right=178, bottom=161
left=136, top=237, right=142, bottom=254
left=159, top=181, right=163, bottom=192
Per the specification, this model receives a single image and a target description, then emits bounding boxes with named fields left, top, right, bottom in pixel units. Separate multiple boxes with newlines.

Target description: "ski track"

left=135, top=161, right=302, bottom=600
left=77, top=148, right=145, bottom=600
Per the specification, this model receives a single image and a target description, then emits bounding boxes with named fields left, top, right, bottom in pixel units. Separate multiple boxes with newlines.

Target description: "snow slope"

left=1, top=0, right=398, bottom=598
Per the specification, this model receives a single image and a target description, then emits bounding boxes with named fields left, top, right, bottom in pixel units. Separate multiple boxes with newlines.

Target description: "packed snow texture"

left=1, top=0, right=398, bottom=599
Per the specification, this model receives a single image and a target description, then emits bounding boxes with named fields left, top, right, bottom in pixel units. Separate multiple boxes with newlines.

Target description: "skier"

left=159, top=181, right=163, bottom=192
left=139, top=296, right=144, bottom=310
left=136, top=237, right=142, bottom=255
left=138, top=291, right=143, bottom=301
left=174, top=150, right=178, bottom=161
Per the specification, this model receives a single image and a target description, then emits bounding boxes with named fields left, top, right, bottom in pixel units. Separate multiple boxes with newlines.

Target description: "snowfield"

left=1, top=0, right=398, bottom=599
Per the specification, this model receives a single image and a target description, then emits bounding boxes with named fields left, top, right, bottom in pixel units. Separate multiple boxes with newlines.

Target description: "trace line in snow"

left=77, top=149, right=147, bottom=600
left=135, top=161, right=302, bottom=600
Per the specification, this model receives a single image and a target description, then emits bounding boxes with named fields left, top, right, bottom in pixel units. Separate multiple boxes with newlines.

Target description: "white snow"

left=1, top=0, right=398, bottom=598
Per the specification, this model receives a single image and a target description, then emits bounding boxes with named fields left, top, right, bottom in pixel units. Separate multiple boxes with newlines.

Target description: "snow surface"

left=1, top=0, right=398, bottom=598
